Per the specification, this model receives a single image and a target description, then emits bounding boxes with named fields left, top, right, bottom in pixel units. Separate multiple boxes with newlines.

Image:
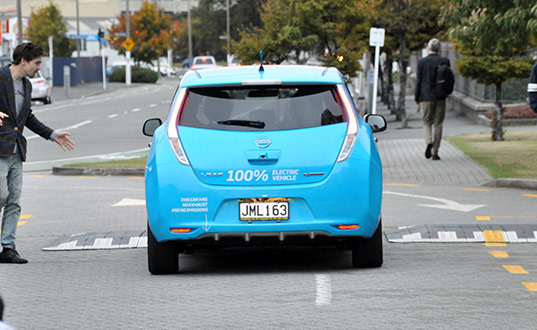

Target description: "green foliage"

left=109, top=67, right=158, bottom=83
left=109, top=1, right=172, bottom=64
left=232, top=0, right=369, bottom=77
left=457, top=56, right=534, bottom=86
left=27, top=1, right=76, bottom=57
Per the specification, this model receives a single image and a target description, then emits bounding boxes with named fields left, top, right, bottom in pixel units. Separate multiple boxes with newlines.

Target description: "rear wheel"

left=351, top=219, right=383, bottom=268
left=147, top=223, right=178, bottom=274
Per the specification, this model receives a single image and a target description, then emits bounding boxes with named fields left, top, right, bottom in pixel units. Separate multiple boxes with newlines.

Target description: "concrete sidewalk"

left=374, top=94, right=537, bottom=189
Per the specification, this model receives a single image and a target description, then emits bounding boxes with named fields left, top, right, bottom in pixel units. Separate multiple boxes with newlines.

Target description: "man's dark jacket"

left=415, top=53, right=450, bottom=103
left=0, top=65, right=53, bottom=161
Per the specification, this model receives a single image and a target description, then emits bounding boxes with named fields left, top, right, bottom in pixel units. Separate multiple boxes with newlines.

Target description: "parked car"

left=29, top=70, right=52, bottom=104
left=142, top=64, right=387, bottom=274
left=191, top=55, right=217, bottom=70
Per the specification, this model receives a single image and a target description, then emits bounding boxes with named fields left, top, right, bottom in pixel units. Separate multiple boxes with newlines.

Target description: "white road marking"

left=27, top=120, right=92, bottom=140
left=384, top=191, right=486, bottom=212
left=131, top=108, right=141, bottom=112
left=25, top=147, right=148, bottom=165
left=112, top=198, right=146, bottom=207
left=108, top=114, right=118, bottom=118
left=315, top=274, right=332, bottom=306
left=149, top=104, right=157, bottom=108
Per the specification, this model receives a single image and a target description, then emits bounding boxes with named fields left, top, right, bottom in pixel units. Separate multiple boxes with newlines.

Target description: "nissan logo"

left=255, top=136, right=271, bottom=148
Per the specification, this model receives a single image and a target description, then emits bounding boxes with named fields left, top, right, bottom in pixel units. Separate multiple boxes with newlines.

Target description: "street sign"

left=369, top=28, right=385, bottom=47
left=123, top=38, right=135, bottom=51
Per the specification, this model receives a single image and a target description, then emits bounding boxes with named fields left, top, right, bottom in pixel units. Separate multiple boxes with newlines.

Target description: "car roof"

left=180, top=65, right=344, bottom=88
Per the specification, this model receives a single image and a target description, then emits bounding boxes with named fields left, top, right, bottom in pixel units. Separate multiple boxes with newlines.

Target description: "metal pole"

left=125, top=0, right=131, bottom=85
left=102, top=46, right=107, bottom=90
left=372, top=45, right=380, bottom=114
left=226, top=0, right=230, bottom=64
left=16, top=0, right=23, bottom=44
left=187, top=0, right=192, bottom=65
left=76, top=0, right=81, bottom=57
left=48, top=36, right=54, bottom=88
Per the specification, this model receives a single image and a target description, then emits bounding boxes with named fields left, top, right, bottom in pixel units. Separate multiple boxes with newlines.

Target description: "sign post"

left=369, top=27, right=385, bottom=114
left=122, top=38, right=134, bottom=86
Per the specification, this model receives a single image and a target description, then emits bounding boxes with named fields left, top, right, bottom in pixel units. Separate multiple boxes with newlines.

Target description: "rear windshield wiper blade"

left=217, top=120, right=265, bottom=129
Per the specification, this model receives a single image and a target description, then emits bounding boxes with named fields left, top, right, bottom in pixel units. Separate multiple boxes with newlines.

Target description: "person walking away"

left=415, top=38, right=453, bottom=160
left=0, top=43, right=75, bottom=264
left=528, top=61, right=537, bottom=113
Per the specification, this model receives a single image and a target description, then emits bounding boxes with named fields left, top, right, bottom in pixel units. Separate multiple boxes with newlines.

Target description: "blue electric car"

left=143, top=64, right=387, bottom=274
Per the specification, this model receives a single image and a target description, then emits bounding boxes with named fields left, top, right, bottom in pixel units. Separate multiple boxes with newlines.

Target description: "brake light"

left=33, top=79, right=44, bottom=84
left=170, top=228, right=192, bottom=233
left=167, top=88, right=190, bottom=165
left=201, top=57, right=207, bottom=62
left=336, top=85, right=359, bottom=162
left=337, top=224, right=359, bottom=230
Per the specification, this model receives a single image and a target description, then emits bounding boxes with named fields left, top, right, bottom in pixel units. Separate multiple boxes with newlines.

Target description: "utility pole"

left=187, top=0, right=192, bottom=65
left=125, top=0, right=131, bottom=85
left=226, top=0, right=230, bottom=64
left=16, top=0, right=23, bottom=44
left=76, top=0, right=80, bottom=57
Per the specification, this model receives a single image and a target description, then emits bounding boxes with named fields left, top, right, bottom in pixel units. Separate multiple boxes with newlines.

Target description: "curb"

left=484, top=178, right=537, bottom=191
left=52, top=166, right=144, bottom=176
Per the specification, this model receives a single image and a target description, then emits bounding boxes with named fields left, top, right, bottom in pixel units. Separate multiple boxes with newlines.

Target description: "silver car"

left=29, top=70, right=52, bottom=104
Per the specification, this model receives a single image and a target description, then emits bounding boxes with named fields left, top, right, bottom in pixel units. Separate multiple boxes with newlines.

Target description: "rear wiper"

left=217, top=120, right=265, bottom=129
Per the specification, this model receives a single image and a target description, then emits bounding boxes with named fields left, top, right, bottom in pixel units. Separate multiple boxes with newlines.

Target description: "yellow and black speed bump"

left=43, top=231, right=148, bottom=251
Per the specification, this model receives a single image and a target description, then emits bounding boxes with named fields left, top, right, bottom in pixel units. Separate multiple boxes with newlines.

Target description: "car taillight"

left=336, top=85, right=359, bottom=162
left=33, top=79, right=44, bottom=84
left=167, top=88, right=190, bottom=165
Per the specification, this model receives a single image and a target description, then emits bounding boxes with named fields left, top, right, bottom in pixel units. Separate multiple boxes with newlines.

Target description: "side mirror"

left=143, top=118, right=162, bottom=137
left=364, top=114, right=387, bottom=133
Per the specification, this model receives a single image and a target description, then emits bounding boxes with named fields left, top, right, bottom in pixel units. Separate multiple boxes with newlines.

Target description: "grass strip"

left=446, top=130, right=537, bottom=179
left=65, top=156, right=147, bottom=169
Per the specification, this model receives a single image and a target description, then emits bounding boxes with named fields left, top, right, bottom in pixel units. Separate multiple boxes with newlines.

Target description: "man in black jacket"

left=529, top=61, right=537, bottom=113
left=415, top=38, right=449, bottom=160
left=0, top=43, right=75, bottom=264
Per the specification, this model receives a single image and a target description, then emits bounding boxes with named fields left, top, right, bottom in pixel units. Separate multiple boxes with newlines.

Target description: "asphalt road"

left=1, top=77, right=536, bottom=329
left=0, top=173, right=536, bottom=329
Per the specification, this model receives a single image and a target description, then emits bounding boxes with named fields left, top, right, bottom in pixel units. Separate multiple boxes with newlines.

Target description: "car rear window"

left=179, top=85, right=345, bottom=131
left=194, top=58, right=214, bottom=65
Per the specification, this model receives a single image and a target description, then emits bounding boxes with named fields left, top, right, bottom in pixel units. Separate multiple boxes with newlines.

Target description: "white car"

left=191, top=56, right=217, bottom=70
left=29, top=70, right=51, bottom=104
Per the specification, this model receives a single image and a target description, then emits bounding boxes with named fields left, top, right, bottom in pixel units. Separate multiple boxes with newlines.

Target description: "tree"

left=440, top=1, right=537, bottom=141
left=232, top=0, right=316, bottom=65
left=373, top=0, right=446, bottom=127
left=232, top=0, right=369, bottom=77
left=27, top=1, right=75, bottom=57
left=108, top=1, right=172, bottom=65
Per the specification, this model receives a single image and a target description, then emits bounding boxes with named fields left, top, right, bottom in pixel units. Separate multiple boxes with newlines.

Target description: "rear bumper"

left=145, top=155, right=382, bottom=244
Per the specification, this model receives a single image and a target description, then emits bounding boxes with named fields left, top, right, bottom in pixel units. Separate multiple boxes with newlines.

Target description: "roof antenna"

left=259, top=50, right=264, bottom=72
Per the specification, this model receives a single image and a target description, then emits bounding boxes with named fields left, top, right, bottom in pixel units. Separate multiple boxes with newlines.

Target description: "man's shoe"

left=432, top=154, right=441, bottom=161
left=425, top=144, right=433, bottom=159
left=0, top=248, right=28, bottom=264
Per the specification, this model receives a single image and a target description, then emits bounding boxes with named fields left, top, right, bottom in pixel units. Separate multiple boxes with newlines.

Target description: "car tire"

left=351, top=219, right=383, bottom=268
left=44, top=96, right=52, bottom=104
left=148, top=223, right=179, bottom=274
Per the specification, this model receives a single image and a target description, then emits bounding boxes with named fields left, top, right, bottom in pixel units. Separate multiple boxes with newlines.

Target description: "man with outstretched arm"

left=0, top=43, right=75, bottom=264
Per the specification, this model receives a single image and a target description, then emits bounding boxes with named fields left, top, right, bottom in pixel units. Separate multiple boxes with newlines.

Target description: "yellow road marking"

left=489, top=251, right=509, bottom=258
left=20, top=214, right=33, bottom=220
left=475, top=216, right=491, bottom=221
left=485, top=243, right=507, bottom=247
left=522, top=282, right=537, bottom=292
left=503, top=265, right=529, bottom=274
left=484, top=230, right=506, bottom=246
left=31, top=174, right=46, bottom=178
left=384, top=183, right=420, bottom=187
left=128, top=176, right=144, bottom=180
left=460, top=188, right=489, bottom=192
left=17, top=221, right=28, bottom=226
left=522, top=194, right=537, bottom=198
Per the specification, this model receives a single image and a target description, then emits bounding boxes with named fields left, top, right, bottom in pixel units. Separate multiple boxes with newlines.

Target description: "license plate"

left=239, top=198, right=289, bottom=221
